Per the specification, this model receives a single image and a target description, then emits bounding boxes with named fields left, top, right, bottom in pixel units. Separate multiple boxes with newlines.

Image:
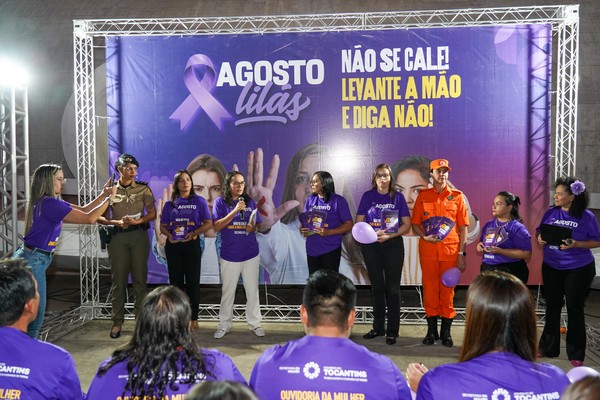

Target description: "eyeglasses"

left=376, top=173, right=390, bottom=179
left=55, top=177, right=67, bottom=183
left=231, top=181, right=245, bottom=187
left=123, top=166, right=138, bottom=172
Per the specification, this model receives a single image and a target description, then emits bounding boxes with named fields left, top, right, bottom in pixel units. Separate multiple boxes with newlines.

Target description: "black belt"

left=24, top=244, right=54, bottom=256
left=114, top=223, right=150, bottom=233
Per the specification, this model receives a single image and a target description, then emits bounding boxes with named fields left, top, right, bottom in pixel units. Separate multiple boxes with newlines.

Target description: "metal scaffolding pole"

left=0, top=83, right=29, bottom=257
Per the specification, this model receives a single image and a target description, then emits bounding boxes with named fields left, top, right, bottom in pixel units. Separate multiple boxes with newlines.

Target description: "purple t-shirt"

left=537, top=207, right=600, bottom=270
left=479, top=219, right=532, bottom=265
left=303, top=193, right=353, bottom=257
left=86, top=348, right=246, bottom=400
left=23, top=197, right=72, bottom=251
left=357, top=188, right=410, bottom=231
left=0, top=326, right=83, bottom=400
left=213, top=196, right=261, bottom=262
left=160, top=194, right=211, bottom=238
left=250, top=335, right=411, bottom=400
left=417, top=352, right=569, bottom=400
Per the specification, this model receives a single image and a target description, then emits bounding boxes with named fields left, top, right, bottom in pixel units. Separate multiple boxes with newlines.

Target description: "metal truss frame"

left=63, top=5, right=579, bottom=342
left=0, top=84, right=29, bottom=257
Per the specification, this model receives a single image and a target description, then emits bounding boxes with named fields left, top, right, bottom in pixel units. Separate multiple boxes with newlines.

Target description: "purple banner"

left=106, top=24, right=552, bottom=285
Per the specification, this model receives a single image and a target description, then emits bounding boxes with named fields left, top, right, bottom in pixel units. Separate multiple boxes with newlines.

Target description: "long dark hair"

left=555, top=176, right=589, bottom=219
left=460, top=271, right=537, bottom=363
left=222, top=171, right=248, bottom=205
left=496, top=191, right=523, bottom=222
left=98, top=286, right=215, bottom=397
left=171, top=169, right=194, bottom=202
left=311, top=171, right=335, bottom=202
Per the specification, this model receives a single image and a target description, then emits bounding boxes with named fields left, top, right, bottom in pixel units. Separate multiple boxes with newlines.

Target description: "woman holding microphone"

left=356, top=163, right=411, bottom=345
left=212, top=171, right=264, bottom=339
left=159, top=169, right=212, bottom=331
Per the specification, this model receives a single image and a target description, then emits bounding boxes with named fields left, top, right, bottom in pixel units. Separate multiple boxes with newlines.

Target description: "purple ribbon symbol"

left=170, top=54, right=231, bottom=130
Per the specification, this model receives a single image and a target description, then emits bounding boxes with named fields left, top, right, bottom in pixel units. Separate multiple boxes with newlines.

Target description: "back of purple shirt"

left=304, top=193, right=353, bottom=256
left=0, top=327, right=83, bottom=400
left=86, top=348, right=246, bottom=400
left=417, top=352, right=569, bottom=400
left=250, top=335, right=411, bottom=400
left=24, top=197, right=72, bottom=251
left=537, top=207, right=600, bottom=269
left=213, top=196, right=260, bottom=262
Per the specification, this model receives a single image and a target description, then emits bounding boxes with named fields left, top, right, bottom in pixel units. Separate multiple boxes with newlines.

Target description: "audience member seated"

left=86, top=285, right=246, bottom=399
left=187, top=380, right=259, bottom=400
left=406, top=271, right=570, bottom=399
left=562, top=376, right=600, bottom=400
left=250, top=270, right=411, bottom=399
left=0, top=258, right=83, bottom=399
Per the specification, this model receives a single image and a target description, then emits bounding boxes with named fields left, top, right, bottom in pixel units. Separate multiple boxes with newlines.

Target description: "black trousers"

left=307, top=246, right=342, bottom=276
left=361, top=236, right=404, bottom=337
left=481, top=259, right=529, bottom=284
left=539, top=261, right=595, bottom=361
left=165, top=237, right=202, bottom=320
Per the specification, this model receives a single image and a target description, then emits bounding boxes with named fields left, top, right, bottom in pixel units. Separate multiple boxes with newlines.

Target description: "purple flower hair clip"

left=570, top=180, right=585, bottom=196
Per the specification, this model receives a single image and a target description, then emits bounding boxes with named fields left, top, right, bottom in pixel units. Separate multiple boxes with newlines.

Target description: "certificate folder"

left=540, top=223, right=572, bottom=246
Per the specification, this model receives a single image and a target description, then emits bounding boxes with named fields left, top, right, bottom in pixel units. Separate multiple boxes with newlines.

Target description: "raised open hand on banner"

left=153, top=184, right=173, bottom=256
left=234, top=148, right=299, bottom=232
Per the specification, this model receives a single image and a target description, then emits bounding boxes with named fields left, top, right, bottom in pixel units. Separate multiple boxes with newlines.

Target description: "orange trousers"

left=420, top=257, right=458, bottom=319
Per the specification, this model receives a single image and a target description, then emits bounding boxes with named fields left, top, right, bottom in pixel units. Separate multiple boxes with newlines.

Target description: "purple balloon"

left=441, top=267, right=461, bottom=287
left=352, top=222, right=378, bottom=244
left=567, top=366, right=600, bottom=383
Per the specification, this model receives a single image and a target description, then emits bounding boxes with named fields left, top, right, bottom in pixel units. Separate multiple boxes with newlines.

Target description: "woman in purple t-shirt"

left=300, top=171, right=353, bottom=275
left=536, top=177, right=600, bottom=367
left=87, top=286, right=246, bottom=400
left=12, top=163, right=115, bottom=338
left=212, top=171, right=264, bottom=339
left=407, top=271, right=569, bottom=399
left=356, top=163, right=411, bottom=345
left=476, top=191, right=532, bottom=283
left=160, top=170, right=212, bottom=330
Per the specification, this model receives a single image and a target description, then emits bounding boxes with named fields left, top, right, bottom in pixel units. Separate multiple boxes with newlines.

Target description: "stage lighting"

left=0, top=59, right=30, bottom=87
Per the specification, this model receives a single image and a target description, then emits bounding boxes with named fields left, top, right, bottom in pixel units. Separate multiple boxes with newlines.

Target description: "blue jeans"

left=12, top=245, right=53, bottom=338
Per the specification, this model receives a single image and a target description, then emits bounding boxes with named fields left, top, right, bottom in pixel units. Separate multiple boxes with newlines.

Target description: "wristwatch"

left=459, top=252, right=467, bottom=256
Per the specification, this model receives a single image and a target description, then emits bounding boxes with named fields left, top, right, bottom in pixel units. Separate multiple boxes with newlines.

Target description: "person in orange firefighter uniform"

left=411, top=159, right=469, bottom=348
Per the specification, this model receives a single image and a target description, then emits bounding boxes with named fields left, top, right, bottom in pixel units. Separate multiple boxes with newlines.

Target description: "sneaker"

left=251, top=326, right=265, bottom=337
left=214, top=328, right=229, bottom=339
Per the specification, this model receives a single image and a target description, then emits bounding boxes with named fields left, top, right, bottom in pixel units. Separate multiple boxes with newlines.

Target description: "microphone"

left=238, top=197, right=245, bottom=221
